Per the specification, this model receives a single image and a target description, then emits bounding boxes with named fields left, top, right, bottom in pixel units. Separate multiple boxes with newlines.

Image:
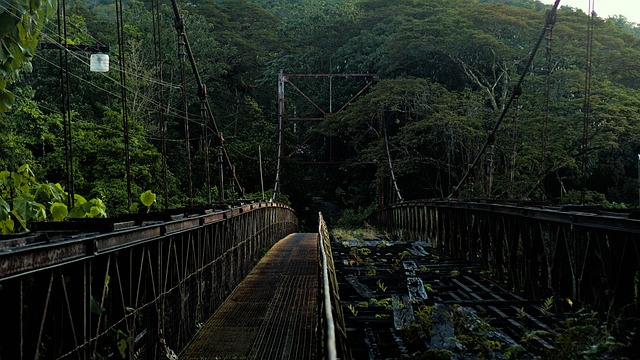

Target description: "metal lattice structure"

left=0, top=202, right=297, bottom=359
left=369, top=200, right=640, bottom=317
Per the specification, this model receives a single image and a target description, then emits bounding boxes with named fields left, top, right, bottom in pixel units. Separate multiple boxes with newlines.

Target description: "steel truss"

left=369, top=201, right=640, bottom=318
left=0, top=202, right=298, bottom=359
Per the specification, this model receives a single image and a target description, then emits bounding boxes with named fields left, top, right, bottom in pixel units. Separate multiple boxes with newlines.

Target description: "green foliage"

left=50, top=202, right=68, bottom=221
left=0, top=0, right=56, bottom=111
left=450, top=305, right=503, bottom=356
left=0, top=164, right=107, bottom=233
left=541, top=296, right=554, bottom=314
left=551, top=308, right=626, bottom=360
left=336, top=203, right=376, bottom=228
left=2, top=0, right=640, bottom=221
left=140, top=190, right=156, bottom=208
left=347, top=303, right=358, bottom=317
left=332, top=226, right=378, bottom=241
left=130, top=190, right=157, bottom=213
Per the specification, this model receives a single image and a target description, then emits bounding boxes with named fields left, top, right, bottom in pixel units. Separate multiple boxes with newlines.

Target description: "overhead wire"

left=33, top=0, right=182, bottom=90
left=32, top=50, right=206, bottom=126
left=3, top=0, right=199, bottom=103
left=5, top=0, right=222, bottom=132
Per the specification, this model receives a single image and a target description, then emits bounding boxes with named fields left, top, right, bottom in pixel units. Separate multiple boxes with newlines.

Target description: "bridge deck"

left=180, top=233, right=319, bottom=359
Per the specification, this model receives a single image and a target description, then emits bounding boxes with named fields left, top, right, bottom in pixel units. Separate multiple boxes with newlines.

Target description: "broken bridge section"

left=332, top=237, right=562, bottom=358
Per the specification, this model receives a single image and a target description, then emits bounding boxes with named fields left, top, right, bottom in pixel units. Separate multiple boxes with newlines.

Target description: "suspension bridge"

left=1, top=199, right=639, bottom=358
left=1, top=0, right=639, bottom=358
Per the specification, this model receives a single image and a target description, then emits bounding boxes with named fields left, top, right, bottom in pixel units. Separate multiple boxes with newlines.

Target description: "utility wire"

left=8, top=0, right=249, bottom=201
left=4, top=0, right=218, bottom=130
left=33, top=53, right=207, bottom=126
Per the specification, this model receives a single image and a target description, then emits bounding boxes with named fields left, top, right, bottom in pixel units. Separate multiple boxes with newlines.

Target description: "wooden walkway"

left=180, top=233, right=319, bottom=359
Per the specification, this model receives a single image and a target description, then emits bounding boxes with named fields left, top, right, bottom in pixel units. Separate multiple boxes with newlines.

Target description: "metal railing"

left=0, top=201, right=298, bottom=359
left=318, top=213, right=350, bottom=360
left=368, top=200, right=640, bottom=318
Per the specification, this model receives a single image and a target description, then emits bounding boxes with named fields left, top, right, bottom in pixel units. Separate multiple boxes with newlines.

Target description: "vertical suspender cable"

left=58, top=0, right=74, bottom=207
left=115, top=0, right=132, bottom=208
left=152, top=0, right=169, bottom=210
left=383, top=121, right=403, bottom=203
left=510, top=97, right=520, bottom=197
left=202, top=100, right=212, bottom=204
left=272, top=70, right=285, bottom=201
left=541, top=9, right=556, bottom=200
left=581, top=0, right=595, bottom=204
left=176, top=25, right=194, bottom=206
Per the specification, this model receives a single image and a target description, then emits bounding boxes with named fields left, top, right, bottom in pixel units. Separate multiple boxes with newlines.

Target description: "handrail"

left=318, top=213, right=337, bottom=360
left=318, top=213, right=350, bottom=359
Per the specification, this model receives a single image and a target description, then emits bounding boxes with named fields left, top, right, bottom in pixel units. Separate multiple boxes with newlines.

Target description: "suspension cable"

left=176, top=26, right=194, bottom=206
left=151, top=0, right=169, bottom=210
left=510, top=96, right=520, bottom=197
left=383, top=121, right=403, bottom=203
left=448, top=0, right=561, bottom=198
left=115, top=0, right=132, bottom=208
left=57, top=0, right=74, bottom=207
left=170, top=0, right=245, bottom=199
left=541, top=7, right=556, bottom=200
left=581, top=0, right=595, bottom=204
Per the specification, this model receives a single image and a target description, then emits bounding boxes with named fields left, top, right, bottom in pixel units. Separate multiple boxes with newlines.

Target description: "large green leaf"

left=0, top=86, right=14, bottom=112
left=34, top=182, right=66, bottom=202
left=50, top=202, right=68, bottom=221
left=140, top=190, right=156, bottom=208
left=0, top=196, right=10, bottom=219
left=90, top=295, right=105, bottom=315
left=0, top=218, right=14, bottom=234
left=88, top=199, right=107, bottom=218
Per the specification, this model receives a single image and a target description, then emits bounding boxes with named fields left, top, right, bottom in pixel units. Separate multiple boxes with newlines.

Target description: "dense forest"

left=1, top=0, right=640, bottom=226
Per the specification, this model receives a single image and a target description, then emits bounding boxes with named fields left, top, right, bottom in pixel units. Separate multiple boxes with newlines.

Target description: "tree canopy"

left=1, top=0, right=639, bottom=220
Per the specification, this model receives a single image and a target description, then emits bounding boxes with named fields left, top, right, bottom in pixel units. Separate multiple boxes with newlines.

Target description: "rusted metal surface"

left=368, top=200, right=640, bottom=317
left=0, top=201, right=298, bottom=359
left=181, top=233, right=319, bottom=359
